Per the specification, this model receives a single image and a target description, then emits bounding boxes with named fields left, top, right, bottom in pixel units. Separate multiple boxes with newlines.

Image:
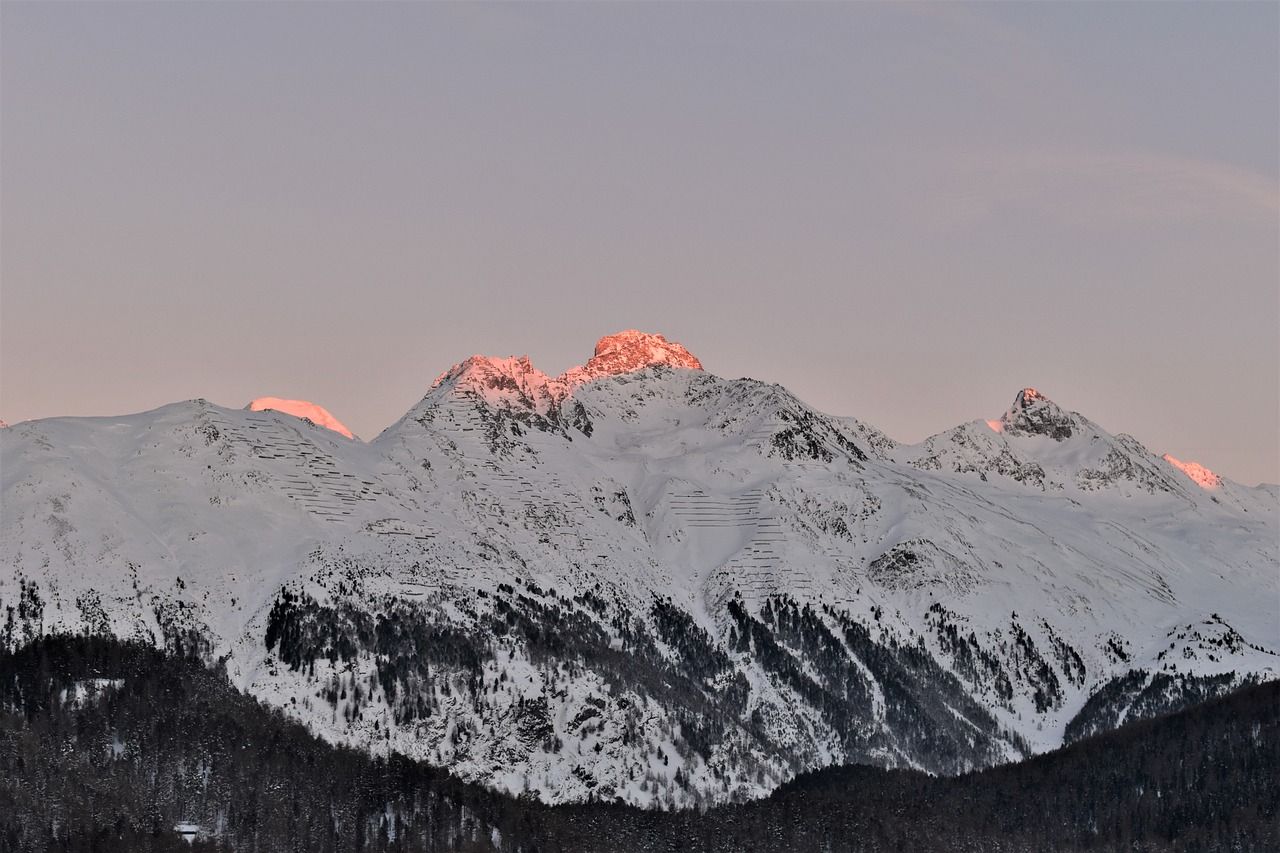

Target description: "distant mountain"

left=2, top=331, right=1275, bottom=808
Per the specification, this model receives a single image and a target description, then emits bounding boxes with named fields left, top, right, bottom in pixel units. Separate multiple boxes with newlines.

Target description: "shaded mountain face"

left=2, top=331, right=1276, bottom=809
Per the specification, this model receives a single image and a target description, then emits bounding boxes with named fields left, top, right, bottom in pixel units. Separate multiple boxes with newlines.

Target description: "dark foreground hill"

left=1, top=637, right=1275, bottom=853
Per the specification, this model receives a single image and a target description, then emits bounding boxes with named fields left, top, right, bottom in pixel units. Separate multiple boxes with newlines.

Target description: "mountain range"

left=2, top=330, right=1276, bottom=808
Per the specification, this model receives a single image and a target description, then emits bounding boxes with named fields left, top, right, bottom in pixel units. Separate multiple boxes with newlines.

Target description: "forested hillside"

left=2, top=637, right=1275, bottom=852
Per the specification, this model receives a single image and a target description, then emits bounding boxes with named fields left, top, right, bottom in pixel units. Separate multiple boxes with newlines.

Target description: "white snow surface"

left=2, top=334, right=1276, bottom=808
left=247, top=397, right=355, bottom=440
left=1161, top=453, right=1223, bottom=490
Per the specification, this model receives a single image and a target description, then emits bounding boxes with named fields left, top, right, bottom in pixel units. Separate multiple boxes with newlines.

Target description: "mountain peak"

left=438, top=354, right=543, bottom=384
left=246, top=397, right=355, bottom=439
left=1000, top=387, right=1075, bottom=441
left=430, top=331, right=702, bottom=404
left=573, top=330, right=703, bottom=380
left=1016, top=387, right=1046, bottom=405
left=1162, top=453, right=1222, bottom=489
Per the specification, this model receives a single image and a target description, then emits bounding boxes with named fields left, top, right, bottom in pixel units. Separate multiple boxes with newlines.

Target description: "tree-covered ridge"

left=2, top=637, right=1275, bottom=852
left=257, top=583, right=1026, bottom=804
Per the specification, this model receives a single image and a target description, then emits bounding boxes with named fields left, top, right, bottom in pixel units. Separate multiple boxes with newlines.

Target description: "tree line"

left=1, top=636, right=1275, bottom=852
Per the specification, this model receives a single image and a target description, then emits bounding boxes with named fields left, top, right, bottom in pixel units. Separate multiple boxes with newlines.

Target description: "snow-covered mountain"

left=247, top=397, right=356, bottom=440
left=2, top=330, right=1276, bottom=807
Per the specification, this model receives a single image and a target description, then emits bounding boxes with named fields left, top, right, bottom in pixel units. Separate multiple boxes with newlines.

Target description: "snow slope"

left=2, top=332, right=1276, bottom=807
left=247, top=397, right=356, bottom=440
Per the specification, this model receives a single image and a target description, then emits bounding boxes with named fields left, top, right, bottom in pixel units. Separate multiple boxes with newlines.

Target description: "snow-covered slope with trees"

left=2, top=330, right=1276, bottom=807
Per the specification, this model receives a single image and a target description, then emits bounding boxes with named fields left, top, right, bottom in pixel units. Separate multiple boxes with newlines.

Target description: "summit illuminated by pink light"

left=1162, top=454, right=1222, bottom=489
left=247, top=397, right=355, bottom=439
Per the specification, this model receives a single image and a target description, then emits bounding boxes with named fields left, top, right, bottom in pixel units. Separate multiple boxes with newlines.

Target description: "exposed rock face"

left=428, top=330, right=703, bottom=414
left=570, top=330, right=703, bottom=382
left=896, top=388, right=1204, bottom=498
left=430, top=356, right=567, bottom=416
left=1000, top=387, right=1077, bottom=441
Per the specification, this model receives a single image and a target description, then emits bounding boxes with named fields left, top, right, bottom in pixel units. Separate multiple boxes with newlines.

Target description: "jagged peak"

left=999, top=387, right=1076, bottom=441
left=431, top=354, right=550, bottom=390
left=246, top=397, right=355, bottom=440
left=1162, top=453, right=1223, bottom=489
left=1015, top=386, right=1045, bottom=404
left=428, top=331, right=702, bottom=404
left=572, top=330, right=703, bottom=380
